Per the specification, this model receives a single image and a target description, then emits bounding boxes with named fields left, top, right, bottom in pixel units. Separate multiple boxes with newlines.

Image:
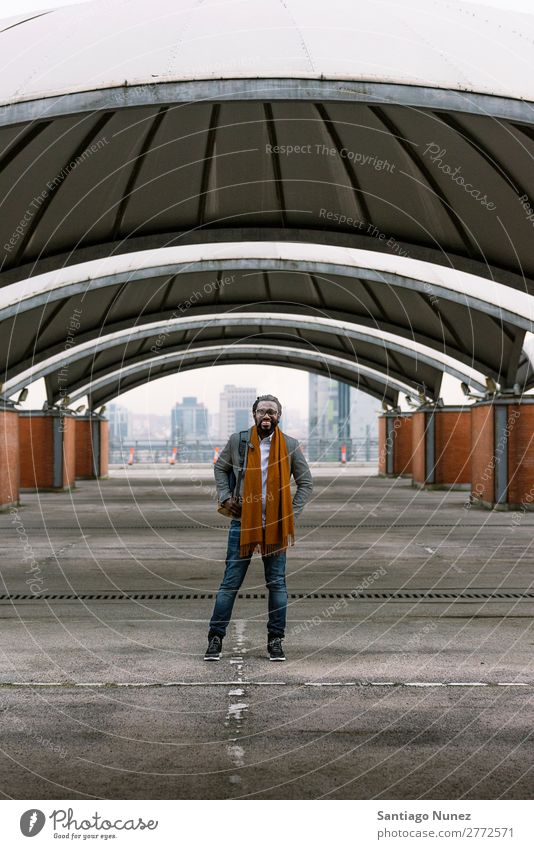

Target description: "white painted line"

left=227, top=702, right=247, bottom=720
left=1, top=681, right=286, bottom=687
left=9, top=682, right=66, bottom=686
left=159, top=681, right=285, bottom=686
left=0, top=681, right=531, bottom=688
left=156, top=680, right=243, bottom=686
left=226, top=621, right=247, bottom=789
left=227, top=744, right=245, bottom=761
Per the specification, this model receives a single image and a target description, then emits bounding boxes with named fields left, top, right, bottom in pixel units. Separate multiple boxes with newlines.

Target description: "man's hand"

left=223, top=496, right=242, bottom=517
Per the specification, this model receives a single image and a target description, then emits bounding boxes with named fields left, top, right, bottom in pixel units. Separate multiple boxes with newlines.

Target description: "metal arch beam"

left=7, top=311, right=476, bottom=396
left=314, top=102, right=370, bottom=225
left=263, top=103, right=287, bottom=227
left=413, top=290, right=469, bottom=355
left=0, top=81, right=533, bottom=295
left=83, top=367, right=404, bottom=410
left=85, top=360, right=395, bottom=411
left=368, top=104, right=479, bottom=260
left=7, top=319, right=450, bottom=399
left=44, top=334, right=432, bottom=404
left=66, top=344, right=410, bottom=409
left=0, top=120, right=52, bottom=172
left=5, top=298, right=501, bottom=384
left=515, top=350, right=534, bottom=391
left=111, top=105, right=169, bottom=241
left=3, top=255, right=531, bottom=332
left=433, top=111, right=522, bottom=198
left=0, top=252, right=528, bottom=387
left=197, top=103, right=220, bottom=227
left=4, top=311, right=485, bottom=400
left=1, top=79, right=533, bottom=130
left=73, top=314, right=485, bottom=392
left=9, top=112, right=115, bottom=268
left=9, top=321, right=448, bottom=401
left=0, top=227, right=532, bottom=295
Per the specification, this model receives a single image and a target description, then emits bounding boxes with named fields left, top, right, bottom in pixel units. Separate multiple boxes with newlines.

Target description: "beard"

left=257, top=419, right=278, bottom=437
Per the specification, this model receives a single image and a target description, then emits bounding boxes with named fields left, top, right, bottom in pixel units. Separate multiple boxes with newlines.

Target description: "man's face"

left=254, top=401, right=280, bottom=437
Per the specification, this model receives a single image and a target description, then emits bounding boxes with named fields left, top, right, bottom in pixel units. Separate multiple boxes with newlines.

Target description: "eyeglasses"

left=255, top=407, right=279, bottom=416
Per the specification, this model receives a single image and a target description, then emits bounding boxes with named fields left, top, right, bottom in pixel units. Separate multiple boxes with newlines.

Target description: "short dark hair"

left=252, top=394, right=282, bottom=415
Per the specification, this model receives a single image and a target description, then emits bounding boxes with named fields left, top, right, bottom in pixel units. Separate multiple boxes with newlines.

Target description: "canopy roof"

left=63, top=345, right=417, bottom=410
left=0, top=245, right=525, bottom=399
left=2, top=0, right=534, bottom=103
left=1, top=0, right=533, bottom=406
left=4, top=310, right=487, bottom=403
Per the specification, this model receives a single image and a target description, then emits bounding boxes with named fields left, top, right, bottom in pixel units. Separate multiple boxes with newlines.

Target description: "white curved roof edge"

left=1, top=0, right=534, bottom=104
left=3, top=311, right=486, bottom=397
left=67, top=344, right=414, bottom=404
left=523, top=332, right=534, bottom=367
left=2, top=242, right=533, bottom=327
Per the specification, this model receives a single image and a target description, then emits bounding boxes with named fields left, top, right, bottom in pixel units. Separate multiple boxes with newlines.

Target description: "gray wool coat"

left=214, top=426, right=313, bottom=518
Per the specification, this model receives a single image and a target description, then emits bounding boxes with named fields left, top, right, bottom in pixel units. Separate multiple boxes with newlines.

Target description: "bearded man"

left=205, top=394, right=313, bottom=661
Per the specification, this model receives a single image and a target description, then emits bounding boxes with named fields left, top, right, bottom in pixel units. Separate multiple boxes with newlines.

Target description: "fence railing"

left=109, top=436, right=378, bottom=464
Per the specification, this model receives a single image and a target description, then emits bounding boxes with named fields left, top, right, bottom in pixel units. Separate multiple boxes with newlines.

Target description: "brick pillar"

left=0, top=401, right=20, bottom=510
left=99, top=417, right=109, bottom=478
left=75, top=414, right=109, bottom=479
left=412, top=405, right=471, bottom=490
left=19, top=410, right=76, bottom=491
left=378, top=412, right=413, bottom=476
left=470, top=398, right=534, bottom=510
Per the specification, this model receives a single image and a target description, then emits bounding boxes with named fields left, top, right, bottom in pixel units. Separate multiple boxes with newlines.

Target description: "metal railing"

left=109, top=436, right=378, bottom=464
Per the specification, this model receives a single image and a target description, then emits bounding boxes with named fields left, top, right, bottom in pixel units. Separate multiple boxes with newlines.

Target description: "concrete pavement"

left=0, top=468, right=533, bottom=799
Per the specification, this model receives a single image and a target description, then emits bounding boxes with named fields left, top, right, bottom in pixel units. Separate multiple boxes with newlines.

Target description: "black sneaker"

left=204, top=634, right=222, bottom=661
left=267, top=636, right=286, bottom=662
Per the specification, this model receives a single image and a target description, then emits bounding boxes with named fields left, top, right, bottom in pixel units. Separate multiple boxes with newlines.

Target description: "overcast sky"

left=4, top=0, right=525, bottom=413
left=5, top=0, right=533, bottom=14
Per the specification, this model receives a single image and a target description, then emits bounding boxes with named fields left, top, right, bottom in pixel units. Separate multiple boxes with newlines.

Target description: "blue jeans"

left=209, top=518, right=288, bottom=638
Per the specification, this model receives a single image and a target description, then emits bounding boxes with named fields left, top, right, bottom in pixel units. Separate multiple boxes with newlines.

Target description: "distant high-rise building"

left=171, top=396, right=209, bottom=443
left=280, top=407, right=307, bottom=439
left=208, top=411, right=220, bottom=440
left=349, top=388, right=380, bottom=439
left=219, top=384, right=257, bottom=440
left=308, top=375, right=374, bottom=461
left=349, top=388, right=380, bottom=461
left=130, top=413, right=171, bottom=439
left=308, top=375, right=342, bottom=460
left=108, top=403, right=130, bottom=441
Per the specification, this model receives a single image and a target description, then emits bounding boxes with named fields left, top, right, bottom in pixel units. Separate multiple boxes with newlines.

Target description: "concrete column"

left=0, top=401, right=20, bottom=510
left=470, top=397, right=534, bottom=510
left=19, top=410, right=76, bottom=491
left=411, top=405, right=471, bottom=490
left=378, top=412, right=413, bottom=477
left=74, top=414, right=109, bottom=480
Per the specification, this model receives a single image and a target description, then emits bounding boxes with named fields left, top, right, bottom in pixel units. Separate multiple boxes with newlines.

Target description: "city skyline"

left=108, top=375, right=380, bottom=443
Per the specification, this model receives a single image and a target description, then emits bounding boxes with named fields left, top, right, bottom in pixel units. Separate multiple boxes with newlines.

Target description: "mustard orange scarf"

left=239, top=425, right=295, bottom=557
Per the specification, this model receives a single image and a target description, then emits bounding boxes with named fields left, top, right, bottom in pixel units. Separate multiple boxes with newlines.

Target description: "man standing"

left=205, top=394, right=313, bottom=662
